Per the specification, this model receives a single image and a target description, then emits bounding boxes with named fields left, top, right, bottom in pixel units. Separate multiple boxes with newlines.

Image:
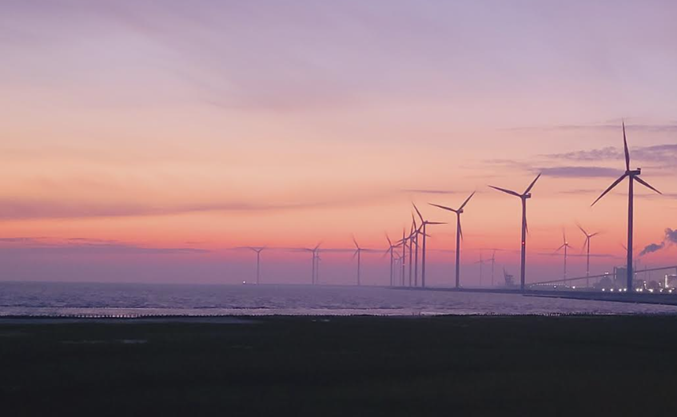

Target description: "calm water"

left=1, top=282, right=677, bottom=317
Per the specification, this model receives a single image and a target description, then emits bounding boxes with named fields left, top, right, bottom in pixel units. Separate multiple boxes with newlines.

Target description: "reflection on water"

left=1, top=282, right=677, bottom=317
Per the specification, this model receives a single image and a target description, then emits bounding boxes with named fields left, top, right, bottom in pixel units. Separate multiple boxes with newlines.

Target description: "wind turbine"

left=430, top=191, right=475, bottom=288
left=352, top=236, right=364, bottom=286
left=315, top=250, right=322, bottom=284
left=300, top=243, right=321, bottom=284
left=490, top=250, right=496, bottom=287
left=413, top=203, right=446, bottom=288
left=412, top=214, right=420, bottom=286
left=232, top=246, right=267, bottom=284
left=385, top=234, right=398, bottom=287
left=591, top=122, right=662, bottom=292
left=577, top=224, right=600, bottom=288
left=248, top=247, right=265, bottom=284
left=407, top=222, right=415, bottom=286
left=489, top=173, right=541, bottom=291
left=474, top=252, right=486, bottom=286
left=555, top=230, right=574, bottom=284
left=394, top=229, right=408, bottom=286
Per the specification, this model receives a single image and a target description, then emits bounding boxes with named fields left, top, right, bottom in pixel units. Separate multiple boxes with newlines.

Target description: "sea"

left=1, top=281, right=677, bottom=317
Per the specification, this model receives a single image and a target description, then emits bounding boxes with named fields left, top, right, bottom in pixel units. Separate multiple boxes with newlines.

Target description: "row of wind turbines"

left=236, top=123, right=662, bottom=292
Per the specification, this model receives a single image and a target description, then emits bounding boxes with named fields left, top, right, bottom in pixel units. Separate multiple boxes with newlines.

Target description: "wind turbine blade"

left=576, top=223, right=588, bottom=237
left=459, top=191, right=476, bottom=210
left=429, top=203, right=457, bottom=213
left=524, top=173, right=541, bottom=195
left=459, top=221, right=464, bottom=241
left=352, top=235, right=359, bottom=249
left=411, top=213, right=418, bottom=230
left=591, top=174, right=627, bottom=206
left=623, top=121, right=630, bottom=171
left=589, top=232, right=600, bottom=238
left=412, top=203, right=424, bottom=222
left=352, top=250, right=358, bottom=259
left=634, top=176, right=662, bottom=195
left=489, top=185, right=520, bottom=197
left=426, top=221, right=447, bottom=225
left=386, top=234, right=392, bottom=246
left=556, top=244, right=565, bottom=252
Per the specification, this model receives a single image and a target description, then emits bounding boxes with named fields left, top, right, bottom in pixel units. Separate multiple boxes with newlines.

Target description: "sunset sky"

left=1, top=0, right=676, bottom=285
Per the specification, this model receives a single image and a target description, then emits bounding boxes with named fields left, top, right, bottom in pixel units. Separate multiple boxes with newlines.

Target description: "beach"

left=3, top=315, right=677, bottom=416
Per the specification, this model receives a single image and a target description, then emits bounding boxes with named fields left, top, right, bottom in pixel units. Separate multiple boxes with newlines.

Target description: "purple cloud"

left=0, top=237, right=208, bottom=256
left=540, top=166, right=623, bottom=178
left=546, top=143, right=677, bottom=166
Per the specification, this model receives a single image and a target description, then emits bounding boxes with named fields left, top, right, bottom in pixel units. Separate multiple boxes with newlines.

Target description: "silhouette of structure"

left=577, top=224, right=600, bottom=287
left=591, top=122, right=662, bottom=292
left=475, top=252, right=486, bottom=286
left=490, top=250, right=496, bottom=287
left=299, top=244, right=321, bottom=284
left=555, top=230, right=573, bottom=284
left=385, top=234, right=398, bottom=286
left=413, top=203, right=445, bottom=288
left=351, top=236, right=370, bottom=286
left=430, top=191, right=475, bottom=288
left=490, top=174, right=541, bottom=291
left=249, top=247, right=265, bottom=284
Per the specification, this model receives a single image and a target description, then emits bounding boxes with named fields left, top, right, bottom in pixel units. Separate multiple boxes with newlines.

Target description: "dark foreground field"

left=2, top=315, right=677, bottom=416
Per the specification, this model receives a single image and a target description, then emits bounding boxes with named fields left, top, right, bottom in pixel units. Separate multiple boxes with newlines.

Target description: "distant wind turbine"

left=490, top=250, right=496, bottom=287
left=474, top=252, right=486, bottom=286
left=577, top=223, right=600, bottom=287
left=430, top=191, right=475, bottom=288
left=555, top=230, right=574, bottom=283
left=399, top=229, right=407, bottom=287
left=300, top=243, right=321, bottom=284
left=315, top=250, right=322, bottom=284
left=231, top=246, right=266, bottom=284
left=385, top=234, right=398, bottom=286
left=591, top=122, right=662, bottom=292
left=412, top=214, right=421, bottom=286
left=249, top=247, right=265, bottom=284
left=352, top=236, right=364, bottom=286
left=407, top=222, right=415, bottom=286
left=413, top=203, right=446, bottom=288
left=489, top=173, right=541, bottom=291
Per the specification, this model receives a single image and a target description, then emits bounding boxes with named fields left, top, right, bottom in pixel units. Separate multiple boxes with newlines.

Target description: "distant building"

left=613, top=266, right=645, bottom=290
left=665, top=274, right=677, bottom=289
left=503, top=270, right=515, bottom=288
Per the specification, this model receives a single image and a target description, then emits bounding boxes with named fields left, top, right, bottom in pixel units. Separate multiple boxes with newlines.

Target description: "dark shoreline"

left=2, top=315, right=677, bottom=416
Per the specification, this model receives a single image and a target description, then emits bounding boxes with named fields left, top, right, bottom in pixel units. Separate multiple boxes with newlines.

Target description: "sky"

left=1, top=0, right=676, bottom=286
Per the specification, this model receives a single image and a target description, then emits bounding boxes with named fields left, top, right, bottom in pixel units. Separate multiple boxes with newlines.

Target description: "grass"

left=2, top=315, right=677, bottom=416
